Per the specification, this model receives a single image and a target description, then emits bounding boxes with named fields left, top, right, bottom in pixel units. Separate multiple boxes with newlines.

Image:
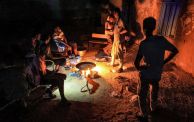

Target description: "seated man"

left=24, top=51, right=70, bottom=106
left=52, top=26, right=78, bottom=56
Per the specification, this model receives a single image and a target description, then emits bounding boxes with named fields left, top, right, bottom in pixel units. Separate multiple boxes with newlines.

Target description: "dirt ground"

left=1, top=44, right=194, bottom=122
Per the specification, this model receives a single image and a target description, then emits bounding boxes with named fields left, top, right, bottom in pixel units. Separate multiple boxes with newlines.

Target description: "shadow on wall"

left=103, top=0, right=144, bottom=42
left=129, top=0, right=144, bottom=41
left=138, top=0, right=145, bottom=3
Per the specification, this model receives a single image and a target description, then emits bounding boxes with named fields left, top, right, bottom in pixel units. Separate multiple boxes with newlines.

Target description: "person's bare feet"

left=116, top=68, right=123, bottom=73
left=136, top=112, right=148, bottom=122
left=60, top=99, right=71, bottom=107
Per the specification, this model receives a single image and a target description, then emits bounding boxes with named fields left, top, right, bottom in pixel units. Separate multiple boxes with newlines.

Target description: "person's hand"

left=106, top=34, right=111, bottom=39
left=54, top=65, right=60, bottom=72
left=107, top=39, right=112, bottom=44
left=105, top=31, right=113, bottom=36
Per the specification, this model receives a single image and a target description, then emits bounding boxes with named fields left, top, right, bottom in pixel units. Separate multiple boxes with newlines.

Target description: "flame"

left=82, top=70, right=85, bottom=76
left=92, top=63, right=110, bottom=75
left=92, top=66, right=101, bottom=73
left=81, top=68, right=92, bottom=77
left=86, top=68, right=91, bottom=77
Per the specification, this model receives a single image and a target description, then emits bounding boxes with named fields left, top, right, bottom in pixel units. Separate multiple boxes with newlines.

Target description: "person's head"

left=143, top=17, right=156, bottom=36
left=31, top=37, right=36, bottom=46
left=108, top=14, right=115, bottom=23
left=35, top=33, right=41, bottom=40
left=54, top=26, right=62, bottom=33
left=45, top=36, right=51, bottom=44
left=40, top=43, right=50, bottom=56
left=42, top=33, right=51, bottom=44
left=107, top=9, right=112, bottom=15
left=54, top=26, right=59, bottom=32
left=113, top=8, right=121, bottom=19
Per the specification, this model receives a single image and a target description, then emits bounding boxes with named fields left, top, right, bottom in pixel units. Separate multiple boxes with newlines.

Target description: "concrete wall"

left=135, top=0, right=162, bottom=34
left=110, top=0, right=122, bottom=10
left=133, top=0, right=194, bottom=76
left=174, top=0, right=194, bottom=76
left=109, top=0, right=162, bottom=39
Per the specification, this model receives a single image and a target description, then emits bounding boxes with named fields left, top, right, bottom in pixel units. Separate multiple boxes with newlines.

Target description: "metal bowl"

left=76, top=62, right=96, bottom=70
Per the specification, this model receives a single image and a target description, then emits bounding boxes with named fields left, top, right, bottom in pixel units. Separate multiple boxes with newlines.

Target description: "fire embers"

left=81, top=68, right=99, bottom=79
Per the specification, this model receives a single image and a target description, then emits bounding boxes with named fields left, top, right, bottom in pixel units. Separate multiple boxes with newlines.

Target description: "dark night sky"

left=0, top=0, right=108, bottom=42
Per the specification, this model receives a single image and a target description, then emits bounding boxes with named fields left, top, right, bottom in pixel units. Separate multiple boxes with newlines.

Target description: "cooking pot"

left=77, top=47, right=87, bottom=56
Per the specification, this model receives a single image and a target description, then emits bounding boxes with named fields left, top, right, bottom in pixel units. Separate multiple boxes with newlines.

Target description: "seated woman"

left=52, top=26, right=78, bottom=56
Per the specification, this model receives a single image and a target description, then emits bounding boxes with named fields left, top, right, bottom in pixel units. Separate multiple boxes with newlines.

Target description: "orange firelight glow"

left=86, top=68, right=91, bottom=77
left=92, top=66, right=101, bottom=73
left=136, top=0, right=161, bottom=35
left=92, top=63, right=110, bottom=75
